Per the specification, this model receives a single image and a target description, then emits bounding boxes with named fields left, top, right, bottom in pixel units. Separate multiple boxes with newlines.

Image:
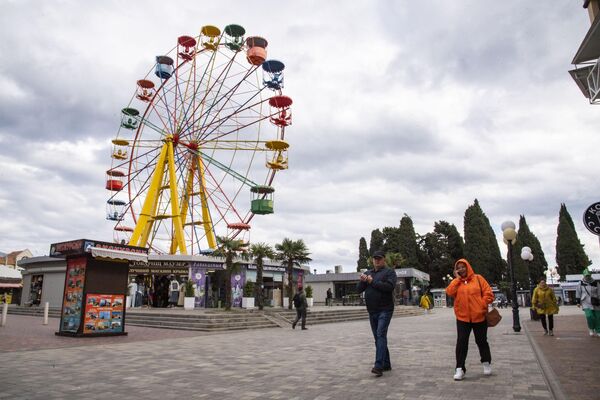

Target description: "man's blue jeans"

left=369, top=309, right=393, bottom=369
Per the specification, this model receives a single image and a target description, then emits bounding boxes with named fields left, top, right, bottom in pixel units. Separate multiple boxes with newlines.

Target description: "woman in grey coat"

left=576, top=268, right=600, bottom=337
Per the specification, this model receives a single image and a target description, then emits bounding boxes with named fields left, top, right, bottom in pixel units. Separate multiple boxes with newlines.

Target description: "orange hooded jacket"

left=445, top=259, right=494, bottom=323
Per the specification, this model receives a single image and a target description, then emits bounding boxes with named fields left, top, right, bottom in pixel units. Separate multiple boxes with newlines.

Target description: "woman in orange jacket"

left=446, top=258, right=495, bottom=381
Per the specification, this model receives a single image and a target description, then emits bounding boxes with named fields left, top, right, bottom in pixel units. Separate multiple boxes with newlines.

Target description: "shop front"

left=246, top=264, right=285, bottom=307
left=128, top=260, right=190, bottom=308
left=0, top=265, right=23, bottom=304
left=189, top=261, right=226, bottom=308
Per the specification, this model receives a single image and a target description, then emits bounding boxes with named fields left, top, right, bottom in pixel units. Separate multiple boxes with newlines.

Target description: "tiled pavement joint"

left=523, top=321, right=567, bottom=400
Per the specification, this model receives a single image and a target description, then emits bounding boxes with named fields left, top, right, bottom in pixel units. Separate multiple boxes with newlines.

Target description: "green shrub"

left=243, top=281, right=255, bottom=297
left=305, top=285, right=313, bottom=298
left=184, top=279, right=195, bottom=297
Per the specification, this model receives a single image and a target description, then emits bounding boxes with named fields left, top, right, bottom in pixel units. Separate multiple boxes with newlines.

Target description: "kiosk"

left=50, top=239, right=148, bottom=337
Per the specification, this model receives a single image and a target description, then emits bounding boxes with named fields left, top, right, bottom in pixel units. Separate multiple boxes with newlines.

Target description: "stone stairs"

left=6, top=305, right=62, bottom=318
left=124, top=310, right=279, bottom=332
left=6, top=305, right=422, bottom=331
left=266, top=306, right=421, bottom=326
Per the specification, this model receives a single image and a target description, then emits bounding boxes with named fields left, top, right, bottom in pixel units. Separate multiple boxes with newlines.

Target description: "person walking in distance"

left=326, top=288, right=333, bottom=306
left=292, top=286, right=308, bottom=330
left=357, top=250, right=397, bottom=377
left=446, top=259, right=494, bottom=381
left=576, top=268, right=599, bottom=337
left=532, top=278, right=559, bottom=336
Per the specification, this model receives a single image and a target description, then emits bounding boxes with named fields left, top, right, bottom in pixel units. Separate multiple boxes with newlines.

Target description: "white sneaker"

left=482, top=362, right=492, bottom=376
left=453, top=368, right=465, bottom=381
left=590, top=329, right=596, bottom=337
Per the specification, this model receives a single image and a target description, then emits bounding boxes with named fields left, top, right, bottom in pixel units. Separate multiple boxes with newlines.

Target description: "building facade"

left=19, top=254, right=308, bottom=308
left=304, top=268, right=430, bottom=305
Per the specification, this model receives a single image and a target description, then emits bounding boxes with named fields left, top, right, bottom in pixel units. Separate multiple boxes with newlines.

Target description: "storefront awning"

left=90, top=247, right=148, bottom=262
left=0, top=283, right=22, bottom=288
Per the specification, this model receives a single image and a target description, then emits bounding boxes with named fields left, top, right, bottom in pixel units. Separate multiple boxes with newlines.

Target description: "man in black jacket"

left=357, top=250, right=397, bottom=377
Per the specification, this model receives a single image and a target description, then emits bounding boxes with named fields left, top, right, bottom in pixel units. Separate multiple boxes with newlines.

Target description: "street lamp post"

left=520, top=246, right=535, bottom=319
left=502, top=220, right=521, bottom=333
left=442, top=274, right=453, bottom=307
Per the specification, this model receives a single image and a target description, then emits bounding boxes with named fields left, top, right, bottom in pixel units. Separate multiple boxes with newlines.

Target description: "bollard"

left=1, top=302, right=7, bottom=327
left=43, top=302, right=49, bottom=325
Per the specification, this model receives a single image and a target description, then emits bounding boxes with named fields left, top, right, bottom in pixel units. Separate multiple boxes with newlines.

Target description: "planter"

left=184, top=297, right=195, bottom=310
left=283, top=297, right=289, bottom=308
left=242, top=297, right=255, bottom=309
left=307, top=298, right=313, bottom=307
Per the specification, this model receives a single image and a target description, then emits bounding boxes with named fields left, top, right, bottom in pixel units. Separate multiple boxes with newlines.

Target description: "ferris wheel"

left=105, top=24, right=292, bottom=255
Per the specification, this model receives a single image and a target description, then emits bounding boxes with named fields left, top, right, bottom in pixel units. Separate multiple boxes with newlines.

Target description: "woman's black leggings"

left=540, top=314, right=554, bottom=331
left=456, top=320, right=491, bottom=371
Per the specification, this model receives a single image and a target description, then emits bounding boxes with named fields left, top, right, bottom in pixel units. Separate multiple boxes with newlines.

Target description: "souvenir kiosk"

left=50, top=239, right=148, bottom=337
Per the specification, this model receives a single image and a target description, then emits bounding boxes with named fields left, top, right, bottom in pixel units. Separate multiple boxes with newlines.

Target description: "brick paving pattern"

left=1, top=307, right=554, bottom=399
left=524, top=307, right=600, bottom=400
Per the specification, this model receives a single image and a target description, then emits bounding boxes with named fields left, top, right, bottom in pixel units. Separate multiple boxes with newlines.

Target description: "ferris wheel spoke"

left=196, top=60, right=259, bottom=137
left=175, top=50, right=237, bottom=140
left=189, top=96, right=268, bottom=141
left=199, top=70, right=264, bottom=139
left=202, top=112, right=274, bottom=144
left=202, top=165, right=245, bottom=225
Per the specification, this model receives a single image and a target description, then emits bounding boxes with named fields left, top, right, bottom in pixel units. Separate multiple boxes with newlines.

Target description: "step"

left=123, top=319, right=277, bottom=329
left=126, top=322, right=277, bottom=332
left=125, top=314, right=270, bottom=322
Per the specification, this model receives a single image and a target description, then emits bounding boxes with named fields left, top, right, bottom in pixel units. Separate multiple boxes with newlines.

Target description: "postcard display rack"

left=50, top=239, right=148, bottom=337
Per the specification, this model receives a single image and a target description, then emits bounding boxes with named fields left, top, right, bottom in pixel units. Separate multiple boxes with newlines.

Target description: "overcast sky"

left=1, top=1, right=599, bottom=274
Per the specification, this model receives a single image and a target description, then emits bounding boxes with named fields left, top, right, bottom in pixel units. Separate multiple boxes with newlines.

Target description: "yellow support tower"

left=173, top=151, right=216, bottom=252
left=129, top=135, right=187, bottom=254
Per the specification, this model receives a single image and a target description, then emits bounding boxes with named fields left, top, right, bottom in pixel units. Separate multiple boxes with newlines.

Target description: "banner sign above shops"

left=190, top=262, right=225, bottom=270
left=130, top=260, right=189, bottom=268
left=129, top=259, right=190, bottom=275
left=129, top=266, right=189, bottom=275
left=246, top=264, right=286, bottom=272
left=50, top=239, right=147, bottom=257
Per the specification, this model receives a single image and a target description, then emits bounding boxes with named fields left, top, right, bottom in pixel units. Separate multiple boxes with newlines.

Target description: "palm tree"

left=250, top=243, right=275, bottom=310
left=275, top=238, right=312, bottom=310
left=385, top=252, right=405, bottom=269
left=214, top=236, right=248, bottom=310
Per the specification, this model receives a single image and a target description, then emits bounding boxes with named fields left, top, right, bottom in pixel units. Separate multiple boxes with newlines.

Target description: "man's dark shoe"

left=371, top=367, right=383, bottom=377
left=383, top=366, right=392, bottom=371
left=292, top=322, right=296, bottom=329
left=301, top=327, right=308, bottom=330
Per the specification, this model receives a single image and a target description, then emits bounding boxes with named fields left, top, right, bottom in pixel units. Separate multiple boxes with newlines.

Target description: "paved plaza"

left=0, top=306, right=596, bottom=399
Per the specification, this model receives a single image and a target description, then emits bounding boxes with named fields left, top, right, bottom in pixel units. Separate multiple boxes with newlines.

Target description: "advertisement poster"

left=297, top=270, right=304, bottom=288
left=190, top=266, right=207, bottom=308
left=60, top=257, right=87, bottom=333
left=83, top=294, right=124, bottom=334
left=232, top=273, right=245, bottom=308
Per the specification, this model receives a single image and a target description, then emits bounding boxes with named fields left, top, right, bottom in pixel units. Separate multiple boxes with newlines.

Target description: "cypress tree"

left=398, top=214, right=421, bottom=269
left=382, top=226, right=401, bottom=254
left=435, top=221, right=465, bottom=263
left=556, top=203, right=591, bottom=275
left=463, top=199, right=505, bottom=284
left=357, top=237, right=369, bottom=271
left=513, top=215, right=548, bottom=287
left=369, top=229, right=384, bottom=255
left=418, top=231, right=447, bottom=287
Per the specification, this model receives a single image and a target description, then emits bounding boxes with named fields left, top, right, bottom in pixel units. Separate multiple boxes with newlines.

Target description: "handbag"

left=477, top=276, right=502, bottom=327
left=530, top=308, right=540, bottom=321
left=486, top=307, right=502, bottom=327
